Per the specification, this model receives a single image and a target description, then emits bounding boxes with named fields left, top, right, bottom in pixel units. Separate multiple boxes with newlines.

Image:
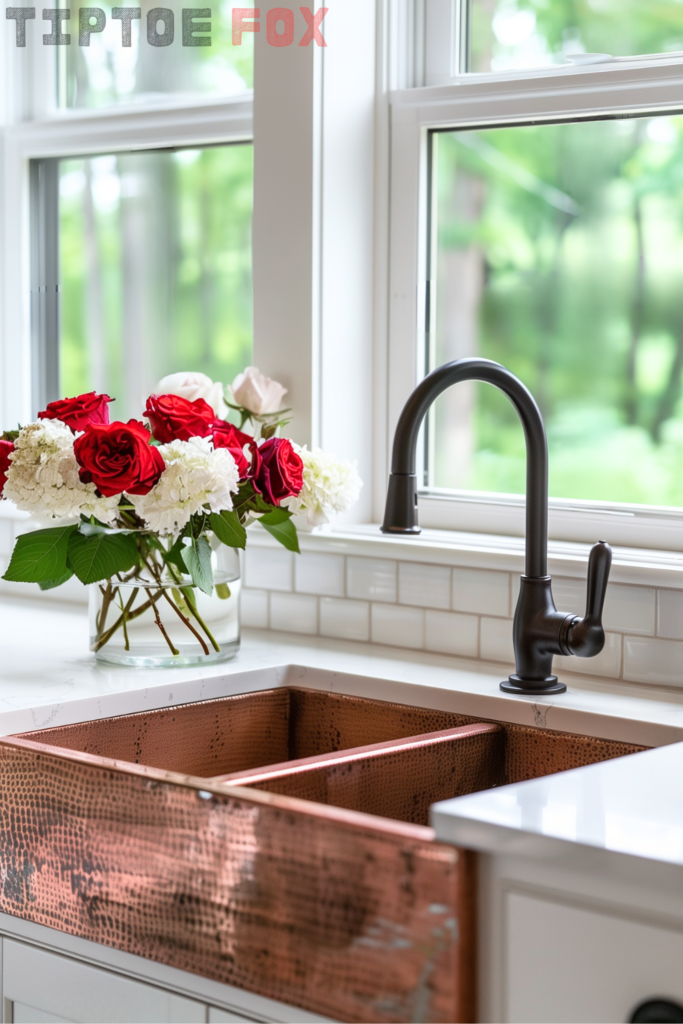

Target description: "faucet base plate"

left=500, top=674, right=567, bottom=696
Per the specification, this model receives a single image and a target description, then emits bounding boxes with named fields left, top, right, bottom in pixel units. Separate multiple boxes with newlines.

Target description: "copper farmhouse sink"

left=0, top=687, right=645, bottom=1023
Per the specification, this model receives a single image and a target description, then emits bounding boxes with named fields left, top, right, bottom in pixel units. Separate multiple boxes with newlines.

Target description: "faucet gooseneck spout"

left=381, top=358, right=612, bottom=696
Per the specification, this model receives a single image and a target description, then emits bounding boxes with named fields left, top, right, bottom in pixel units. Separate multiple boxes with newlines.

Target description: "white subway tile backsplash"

left=624, top=635, right=683, bottom=687
left=425, top=610, right=478, bottom=658
left=452, top=568, right=510, bottom=617
left=270, top=592, right=318, bottom=635
left=320, top=597, right=370, bottom=642
left=244, top=546, right=293, bottom=592
left=657, top=589, right=683, bottom=639
left=480, top=617, right=515, bottom=666
left=240, top=537, right=683, bottom=689
left=347, top=557, right=397, bottom=603
left=603, top=585, right=655, bottom=634
left=295, top=552, right=345, bottom=597
left=556, top=632, right=622, bottom=680
left=371, top=604, right=424, bottom=649
left=398, top=562, right=451, bottom=609
left=241, top=588, right=269, bottom=629
left=521, top=576, right=655, bottom=636
left=550, top=577, right=585, bottom=615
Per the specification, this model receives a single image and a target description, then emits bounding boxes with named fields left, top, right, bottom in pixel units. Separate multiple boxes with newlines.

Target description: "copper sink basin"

left=0, top=687, right=645, bottom=1023
left=19, top=685, right=641, bottom=785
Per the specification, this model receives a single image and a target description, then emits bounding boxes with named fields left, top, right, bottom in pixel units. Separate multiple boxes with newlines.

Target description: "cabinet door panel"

left=3, top=941, right=206, bottom=1024
left=12, top=1004, right=72, bottom=1023
left=505, top=891, right=683, bottom=1023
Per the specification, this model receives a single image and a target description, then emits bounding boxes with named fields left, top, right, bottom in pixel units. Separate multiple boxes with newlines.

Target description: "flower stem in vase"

left=180, top=586, right=221, bottom=652
left=92, top=588, right=164, bottom=652
left=162, top=589, right=210, bottom=655
left=96, top=580, right=115, bottom=635
left=120, top=586, right=139, bottom=651
left=152, top=595, right=179, bottom=656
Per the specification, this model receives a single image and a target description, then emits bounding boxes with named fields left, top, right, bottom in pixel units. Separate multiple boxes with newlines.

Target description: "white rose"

left=156, top=372, right=226, bottom=418
left=230, top=367, right=287, bottom=416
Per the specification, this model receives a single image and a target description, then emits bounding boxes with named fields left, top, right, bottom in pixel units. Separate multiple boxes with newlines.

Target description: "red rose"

left=144, top=394, right=215, bottom=444
left=74, top=420, right=165, bottom=498
left=38, top=392, right=113, bottom=432
left=211, top=420, right=252, bottom=477
left=0, top=440, right=14, bottom=496
left=249, top=437, right=304, bottom=506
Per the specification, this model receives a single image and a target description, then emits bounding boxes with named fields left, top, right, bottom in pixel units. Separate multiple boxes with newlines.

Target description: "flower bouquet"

left=0, top=368, right=361, bottom=667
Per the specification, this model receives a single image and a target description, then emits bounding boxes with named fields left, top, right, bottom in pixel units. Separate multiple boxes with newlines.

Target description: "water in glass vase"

left=89, top=545, right=241, bottom=667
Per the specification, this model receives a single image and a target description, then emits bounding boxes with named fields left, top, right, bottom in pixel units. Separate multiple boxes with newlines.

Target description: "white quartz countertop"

left=5, top=595, right=683, bottom=878
left=432, top=741, right=683, bottom=875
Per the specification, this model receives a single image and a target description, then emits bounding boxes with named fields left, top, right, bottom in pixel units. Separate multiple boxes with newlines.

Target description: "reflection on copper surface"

left=215, top=722, right=505, bottom=825
left=0, top=737, right=472, bottom=1023
left=20, top=686, right=646, bottom=783
left=9, top=688, right=647, bottom=1022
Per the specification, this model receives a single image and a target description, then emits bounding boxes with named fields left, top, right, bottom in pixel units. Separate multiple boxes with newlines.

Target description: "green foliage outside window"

left=59, top=143, right=253, bottom=420
left=432, top=116, right=683, bottom=505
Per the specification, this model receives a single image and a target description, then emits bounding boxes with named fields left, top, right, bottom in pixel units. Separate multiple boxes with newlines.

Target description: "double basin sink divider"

left=0, top=687, right=644, bottom=1023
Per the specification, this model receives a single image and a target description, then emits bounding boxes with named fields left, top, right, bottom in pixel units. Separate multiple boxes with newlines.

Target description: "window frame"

left=0, top=0, right=378, bottom=526
left=386, top=52, right=683, bottom=550
left=1, top=94, right=253, bottom=428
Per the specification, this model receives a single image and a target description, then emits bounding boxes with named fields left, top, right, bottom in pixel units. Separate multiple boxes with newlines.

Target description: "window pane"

left=470, top=0, right=683, bottom=72
left=59, top=144, right=253, bottom=418
left=58, top=2, right=252, bottom=109
left=429, top=116, right=683, bottom=506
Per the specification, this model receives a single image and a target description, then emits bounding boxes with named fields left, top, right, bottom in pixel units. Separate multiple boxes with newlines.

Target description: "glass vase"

left=89, top=543, right=241, bottom=668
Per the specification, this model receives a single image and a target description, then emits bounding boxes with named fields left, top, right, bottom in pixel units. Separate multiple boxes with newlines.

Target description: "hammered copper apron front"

left=3, top=687, right=645, bottom=1023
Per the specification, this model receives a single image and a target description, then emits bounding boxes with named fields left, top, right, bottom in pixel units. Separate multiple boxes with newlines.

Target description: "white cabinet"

left=504, top=892, right=683, bottom=1023
left=0, top=918, right=335, bottom=1024
left=3, top=940, right=206, bottom=1024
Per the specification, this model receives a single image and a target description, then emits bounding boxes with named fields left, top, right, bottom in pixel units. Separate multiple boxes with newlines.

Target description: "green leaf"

left=2, top=525, right=76, bottom=583
left=78, top=517, right=134, bottom=537
left=67, top=530, right=139, bottom=585
left=209, top=510, right=247, bottom=550
left=259, top=507, right=292, bottom=525
left=39, top=569, right=74, bottom=591
left=181, top=536, right=213, bottom=595
left=259, top=509, right=300, bottom=553
left=165, top=536, right=188, bottom=573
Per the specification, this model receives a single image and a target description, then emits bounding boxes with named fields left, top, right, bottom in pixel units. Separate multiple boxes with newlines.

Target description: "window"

left=57, top=1, right=252, bottom=108
left=57, top=144, right=253, bottom=418
left=425, top=0, right=683, bottom=81
left=470, top=0, right=683, bottom=73
left=3, top=6, right=254, bottom=421
left=426, top=116, right=683, bottom=508
left=1, top=2, right=376, bottom=524
left=391, top=3, right=683, bottom=544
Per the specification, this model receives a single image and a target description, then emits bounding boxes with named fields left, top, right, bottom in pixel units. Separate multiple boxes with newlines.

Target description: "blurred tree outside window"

left=470, top=0, right=683, bottom=73
left=429, top=116, right=683, bottom=506
left=59, top=144, right=253, bottom=418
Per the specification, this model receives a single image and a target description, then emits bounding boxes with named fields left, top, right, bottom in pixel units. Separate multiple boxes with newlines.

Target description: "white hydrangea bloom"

left=283, top=445, right=362, bottom=528
left=4, top=419, right=119, bottom=522
left=129, top=436, right=239, bottom=534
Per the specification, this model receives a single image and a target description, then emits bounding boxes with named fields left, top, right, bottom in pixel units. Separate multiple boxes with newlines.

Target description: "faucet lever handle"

left=564, top=540, right=612, bottom=658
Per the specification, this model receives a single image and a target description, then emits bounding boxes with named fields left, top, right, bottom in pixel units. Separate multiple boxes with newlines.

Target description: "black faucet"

left=381, top=358, right=612, bottom=696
